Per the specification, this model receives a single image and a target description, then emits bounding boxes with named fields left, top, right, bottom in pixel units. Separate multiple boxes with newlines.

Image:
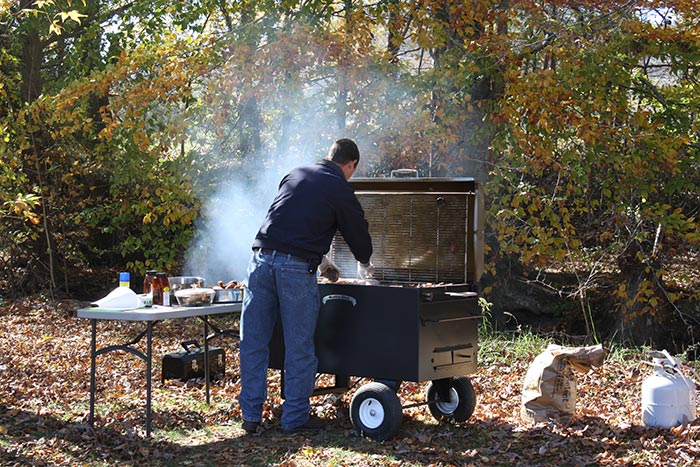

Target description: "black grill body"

left=269, top=178, right=483, bottom=383
left=319, top=283, right=479, bottom=380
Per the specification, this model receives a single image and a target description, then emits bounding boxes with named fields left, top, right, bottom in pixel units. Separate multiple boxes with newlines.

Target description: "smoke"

left=178, top=25, right=423, bottom=283
left=182, top=160, right=297, bottom=284
left=179, top=128, right=386, bottom=284
left=180, top=98, right=377, bottom=284
left=181, top=118, right=351, bottom=283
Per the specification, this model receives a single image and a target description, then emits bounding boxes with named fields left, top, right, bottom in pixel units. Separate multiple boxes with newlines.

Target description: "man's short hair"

left=328, top=138, right=360, bottom=164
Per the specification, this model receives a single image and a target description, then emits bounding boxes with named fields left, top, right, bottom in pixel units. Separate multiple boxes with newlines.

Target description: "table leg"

left=203, top=317, right=211, bottom=404
left=146, top=322, right=153, bottom=437
left=89, top=319, right=97, bottom=428
left=84, top=320, right=155, bottom=436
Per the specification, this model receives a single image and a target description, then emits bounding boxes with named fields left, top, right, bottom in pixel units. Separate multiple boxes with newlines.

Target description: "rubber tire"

left=426, top=376, right=476, bottom=423
left=350, top=382, right=403, bottom=441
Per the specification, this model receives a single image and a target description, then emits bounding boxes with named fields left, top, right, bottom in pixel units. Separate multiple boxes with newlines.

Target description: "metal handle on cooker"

left=445, top=291, right=478, bottom=298
left=390, top=168, right=418, bottom=178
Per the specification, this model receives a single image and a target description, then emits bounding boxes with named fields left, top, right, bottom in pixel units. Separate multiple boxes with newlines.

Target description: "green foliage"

left=0, top=0, right=697, bottom=347
left=0, top=1, right=217, bottom=294
left=486, top=2, right=700, bottom=330
left=478, top=297, right=495, bottom=338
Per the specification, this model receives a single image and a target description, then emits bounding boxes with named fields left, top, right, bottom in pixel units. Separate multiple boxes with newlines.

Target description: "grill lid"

left=331, top=178, right=484, bottom=284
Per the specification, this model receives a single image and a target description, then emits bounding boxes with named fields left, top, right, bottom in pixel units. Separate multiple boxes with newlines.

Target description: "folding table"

left=77, top=303, right=242, bottom=436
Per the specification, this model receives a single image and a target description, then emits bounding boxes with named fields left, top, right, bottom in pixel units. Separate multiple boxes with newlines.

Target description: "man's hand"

left=357, top=261, right=375, bottom=280
left=319, top=255, right=340, bottom=282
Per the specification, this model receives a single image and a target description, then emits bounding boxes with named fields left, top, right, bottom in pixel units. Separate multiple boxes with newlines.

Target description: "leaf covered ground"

left=1, top=296, right=699, bottom=467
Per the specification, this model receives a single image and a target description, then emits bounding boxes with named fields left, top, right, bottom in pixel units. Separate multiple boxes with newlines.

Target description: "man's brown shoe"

left=282, top=414, right=327, bottom=433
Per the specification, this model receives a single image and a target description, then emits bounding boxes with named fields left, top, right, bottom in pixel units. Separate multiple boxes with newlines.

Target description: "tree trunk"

left=239, top=95, right=262, bottom=156
left=615, top=257, right=678, bottom=350
left=21, top=25, right=42, bottom=103
left=84, top=0, right=109, bottom=137
left=427, top=3, right=503, bottom=181
left=386, top=0, right=403, bottom=64
left=238, top=8, right=262, bottom=157
left=335, top=0, right=354, bottom=131
left=18, top=7, right=55, bottom=294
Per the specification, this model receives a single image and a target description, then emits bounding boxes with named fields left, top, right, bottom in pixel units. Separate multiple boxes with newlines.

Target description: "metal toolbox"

left=269, top=177, right=485, bottom=440
left=161, top=340, right=225, bottom=382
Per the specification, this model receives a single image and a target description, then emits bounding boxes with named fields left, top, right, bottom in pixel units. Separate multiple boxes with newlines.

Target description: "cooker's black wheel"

left=350, top=382, right=403, bottom=441
left=426, top=376, right=476, bottom=423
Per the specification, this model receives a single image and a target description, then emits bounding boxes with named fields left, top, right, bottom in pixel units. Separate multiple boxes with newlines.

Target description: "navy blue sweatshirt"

left=252, top=159, right=373, bottom=264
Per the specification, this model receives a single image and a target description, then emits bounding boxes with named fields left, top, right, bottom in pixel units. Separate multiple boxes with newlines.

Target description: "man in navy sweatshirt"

left=239, top=138, right=374, bottom=433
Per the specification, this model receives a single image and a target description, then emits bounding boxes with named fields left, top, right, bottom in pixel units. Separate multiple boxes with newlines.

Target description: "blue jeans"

left=238, top=249, right=320, bottom=430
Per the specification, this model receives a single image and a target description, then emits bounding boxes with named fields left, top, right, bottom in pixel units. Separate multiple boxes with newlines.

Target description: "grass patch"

left=478, top=331, right=552, bottom=366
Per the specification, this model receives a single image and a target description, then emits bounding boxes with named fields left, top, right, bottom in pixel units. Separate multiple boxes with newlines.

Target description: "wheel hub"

left=358, top=398, right=385, bottom=429
left=436, top=387, right=459, bottom=414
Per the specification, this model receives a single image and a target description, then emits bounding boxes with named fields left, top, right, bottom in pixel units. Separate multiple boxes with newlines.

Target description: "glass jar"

left=143, top=270, right=157, bottom=294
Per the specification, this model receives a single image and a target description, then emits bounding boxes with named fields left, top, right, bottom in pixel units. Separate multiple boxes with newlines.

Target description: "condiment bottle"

left=152, top=274, right=163, bottom=306
left=119, top=272, right=130, bottom=288
left=157, top=273, right=171, bottom=306
left=143, top=270, right=157, bottom=294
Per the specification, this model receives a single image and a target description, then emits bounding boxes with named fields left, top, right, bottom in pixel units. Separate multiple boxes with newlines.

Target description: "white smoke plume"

left=182, top=161, right=294, bottom=284
left=181, top=138, right=350, bottom=284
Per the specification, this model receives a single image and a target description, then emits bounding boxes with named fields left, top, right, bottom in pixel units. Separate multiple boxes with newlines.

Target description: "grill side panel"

left=314, top=283, right=421, bottom=381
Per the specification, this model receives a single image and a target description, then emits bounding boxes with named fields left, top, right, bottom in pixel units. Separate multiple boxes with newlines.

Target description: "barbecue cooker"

left=269, top=177, right=484, bottom=440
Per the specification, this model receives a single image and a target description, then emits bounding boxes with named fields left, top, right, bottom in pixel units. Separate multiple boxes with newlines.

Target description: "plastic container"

left=168, top=276, right=205, bottom=293
left=174, top=288, right=215, bottom=306
left=158, top=273, right=171, bottom=307
left=642, top=351, right=697, bottom=428
left=138, top=293, right=153, bottom=307
left=213, top=288, right=243, bottom=303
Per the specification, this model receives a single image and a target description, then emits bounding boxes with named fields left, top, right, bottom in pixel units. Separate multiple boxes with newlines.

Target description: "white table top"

left=76, top=302, right=242, bottom=321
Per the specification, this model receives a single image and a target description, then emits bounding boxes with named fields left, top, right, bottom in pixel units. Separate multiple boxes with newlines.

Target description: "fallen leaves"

left=0, top=297, right=699, bottom=466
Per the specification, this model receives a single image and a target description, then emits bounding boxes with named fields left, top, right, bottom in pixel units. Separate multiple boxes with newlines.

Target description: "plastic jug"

left=642, top=350, right=697, bottom=428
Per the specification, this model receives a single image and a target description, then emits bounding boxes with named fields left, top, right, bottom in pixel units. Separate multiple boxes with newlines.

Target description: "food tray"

left=213, top=288, right=243, bottom=303
left=174, top=288, right=215, bottom=306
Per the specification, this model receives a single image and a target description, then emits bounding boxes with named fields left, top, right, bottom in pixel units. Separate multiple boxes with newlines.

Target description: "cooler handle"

left=181, top=340, right=200, bottom=353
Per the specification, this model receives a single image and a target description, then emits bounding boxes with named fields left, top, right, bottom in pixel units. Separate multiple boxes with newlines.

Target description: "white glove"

left=357, top=261, right=375, bottom=280
left=319, top=255, right=340, bottom=282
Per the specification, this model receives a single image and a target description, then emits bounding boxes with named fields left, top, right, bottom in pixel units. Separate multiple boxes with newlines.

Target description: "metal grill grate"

left=331, top=191, right=469, bottom=284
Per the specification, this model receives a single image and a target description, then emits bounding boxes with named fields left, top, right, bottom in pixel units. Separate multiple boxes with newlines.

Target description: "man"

left=239, top=138, right=374, bottom=434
